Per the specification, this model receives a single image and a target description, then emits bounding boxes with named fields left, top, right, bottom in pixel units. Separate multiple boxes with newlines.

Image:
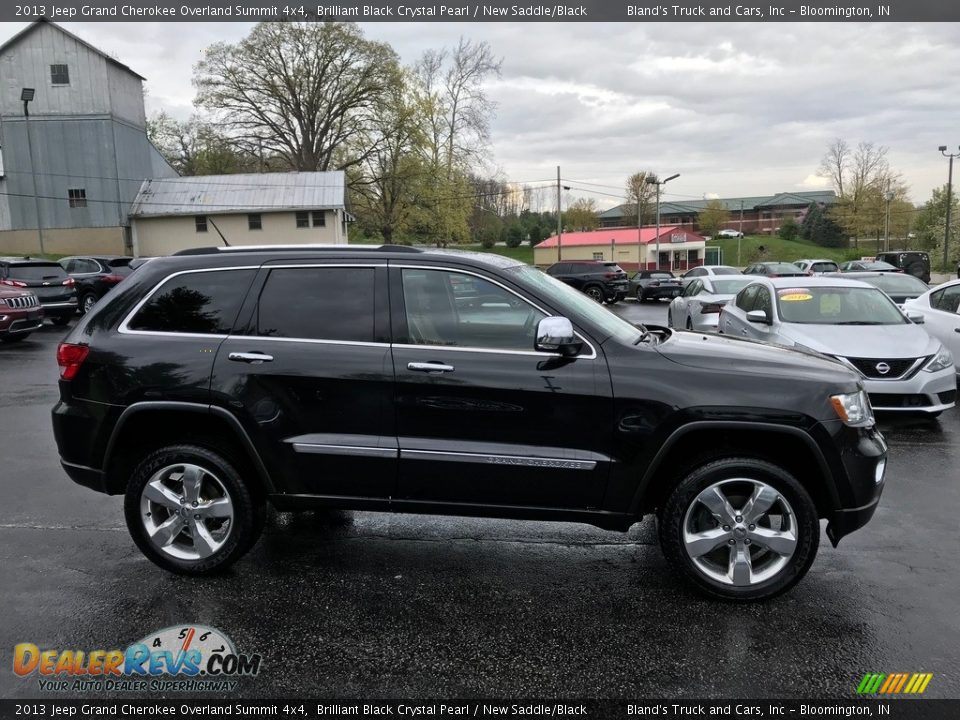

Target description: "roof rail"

left=173, top=244, right=423, bottom=256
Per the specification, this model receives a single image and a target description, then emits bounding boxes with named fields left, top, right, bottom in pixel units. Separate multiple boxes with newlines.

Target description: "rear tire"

left=658, top=457, right=819, bottom=601
left=80, top=292, right=97, bottom=315
left=124, top=444, right=263, bottom=575
left=584, top=285, right=604, bottom=303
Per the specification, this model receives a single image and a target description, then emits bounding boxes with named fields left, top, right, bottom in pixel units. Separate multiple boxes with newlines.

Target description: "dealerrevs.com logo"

left=13, top=625, right=261, bottom=692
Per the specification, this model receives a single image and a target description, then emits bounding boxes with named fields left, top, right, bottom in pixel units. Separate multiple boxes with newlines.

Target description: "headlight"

left=924, top=346, right=954, bottom=373
left=830, top=390, right=874, bottom=427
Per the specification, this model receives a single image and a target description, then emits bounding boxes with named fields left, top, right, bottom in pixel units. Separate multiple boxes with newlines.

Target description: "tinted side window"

left=256, top=267, right=375, bottom=342
left=736, top=285, right=759, bottom=310
left=401, top=269, right=545, bottom=351
left=754, top=288, right=773, bottom=316
left=128, top=270, right=255, bottom=334
left=930, top=286, right=960, bottom=314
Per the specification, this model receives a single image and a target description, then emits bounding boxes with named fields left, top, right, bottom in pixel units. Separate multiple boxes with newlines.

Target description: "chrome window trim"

left=117, top=262, right=599, bottom=360
left=394, top=263, right=598, bottom=360
left=118, top=266, right=260, bottom=337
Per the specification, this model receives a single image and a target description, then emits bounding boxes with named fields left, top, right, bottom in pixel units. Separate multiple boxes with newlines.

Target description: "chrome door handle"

left=228, top=351, right=274, bottom=364
left=407, top=361, right=455, bottom=373
left=740, top=329, right=748, bottom=335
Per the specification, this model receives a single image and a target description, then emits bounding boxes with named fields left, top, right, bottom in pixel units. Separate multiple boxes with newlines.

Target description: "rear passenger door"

left=211, top=262, right=396, bottom=499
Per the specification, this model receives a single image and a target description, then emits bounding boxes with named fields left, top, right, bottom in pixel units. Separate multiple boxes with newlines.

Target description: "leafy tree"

left=800, top=203, right=846, bottom=248
left=505, top=223, right=525, bottom=248
left=697, top=199, right=730, bottom=238
left=146, top=112, right=250, bottom=175
left=913, top=186, right=960, bottom=268
left=528, top=225, right=545, bottom=246
left=195, top=22, right=401, bottom=171
left=778, top=216, right=799, bottom=241
left=564, top=198, right=599, bottom=231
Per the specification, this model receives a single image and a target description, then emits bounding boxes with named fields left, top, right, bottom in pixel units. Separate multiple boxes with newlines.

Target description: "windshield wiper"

left=833, top=321, right=887, bottom=325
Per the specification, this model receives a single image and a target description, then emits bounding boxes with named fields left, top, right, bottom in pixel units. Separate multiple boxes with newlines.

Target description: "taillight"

left=57, top=343, right=89, bottom=381
left=101, top=274, right=124, bottom=284
left=700, top=303, right=724, bottom=314
left=1, top=279, right=27, bottom=287
left=62, top=278, right=75, bottom=287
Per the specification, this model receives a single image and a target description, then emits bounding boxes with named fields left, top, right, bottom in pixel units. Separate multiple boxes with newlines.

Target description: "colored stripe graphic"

left=857, top=673, right=932, bottom=694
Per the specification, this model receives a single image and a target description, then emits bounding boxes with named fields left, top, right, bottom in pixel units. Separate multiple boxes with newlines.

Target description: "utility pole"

left=883, top=185, right=894, bottom=253
left=556, top=165, right=562, bottom=262
left=940, top=146, right=958, bottom=272
left=738, top=199, right=744, bottom=267
left=21, top=89, right=45, bottom=256
left=646, top=173, right=680, bottom=270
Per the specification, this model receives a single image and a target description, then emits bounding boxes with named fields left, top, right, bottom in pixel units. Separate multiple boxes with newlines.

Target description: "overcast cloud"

left=4, top=20, right=960, bottom=207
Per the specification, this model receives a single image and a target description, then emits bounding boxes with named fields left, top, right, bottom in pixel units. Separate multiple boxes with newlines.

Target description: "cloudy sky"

left=4, top=20, right=960, bottom=207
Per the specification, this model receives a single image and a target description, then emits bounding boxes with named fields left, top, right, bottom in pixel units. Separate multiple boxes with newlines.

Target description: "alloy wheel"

left=82, top=295, right=96, bottom=314
left=682, top=478, right=797, bottom=587
left=586, top=287, right=604, bottom=303
left=139, top=463, right=235, bottom=561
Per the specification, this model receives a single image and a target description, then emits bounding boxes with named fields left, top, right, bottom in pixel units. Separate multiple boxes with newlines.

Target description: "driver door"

left=389, top=264, right=614, bottom=510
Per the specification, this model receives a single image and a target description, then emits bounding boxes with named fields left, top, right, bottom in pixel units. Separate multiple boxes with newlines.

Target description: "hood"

left=779, top=322, right=940, bottom=359
left=655, top=329, right=860, bottom=388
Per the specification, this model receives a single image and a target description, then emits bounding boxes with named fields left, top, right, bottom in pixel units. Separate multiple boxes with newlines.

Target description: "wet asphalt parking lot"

left=1, top=304, right=958, bottom=700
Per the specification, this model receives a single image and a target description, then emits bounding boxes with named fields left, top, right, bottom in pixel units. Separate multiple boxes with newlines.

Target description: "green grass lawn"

left=710, top=235, right=876, bottom=266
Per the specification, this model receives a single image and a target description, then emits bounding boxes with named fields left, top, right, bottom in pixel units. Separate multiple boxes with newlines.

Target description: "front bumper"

left=862, top=365, right=957, bottom=413
left=824, top=421, right=887, bottom=545
left=0, top=307, right=44, bottom=336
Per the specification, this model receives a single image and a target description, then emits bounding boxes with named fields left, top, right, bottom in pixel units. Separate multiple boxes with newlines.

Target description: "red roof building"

left=534, top=226, right=707, bottom=271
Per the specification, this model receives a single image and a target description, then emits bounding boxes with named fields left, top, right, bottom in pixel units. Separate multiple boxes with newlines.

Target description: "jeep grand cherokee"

left=52, top=245, right=887, bottom=600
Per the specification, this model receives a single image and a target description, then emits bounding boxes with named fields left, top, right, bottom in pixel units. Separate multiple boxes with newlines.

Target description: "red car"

left=0, top=288, right=43, bottom=343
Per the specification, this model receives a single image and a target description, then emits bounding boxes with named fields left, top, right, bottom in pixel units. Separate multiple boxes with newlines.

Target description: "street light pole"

left=883, top=186, right=894, bottom=253
left=939, top=146, right=958, bottom=273
left=556, top=166, right=562, bottom=261
left=21, top=88, right=45, bottom=256
left=738, top=199, right=744, bottom=267
left=646, top=173, right=680, bottom=270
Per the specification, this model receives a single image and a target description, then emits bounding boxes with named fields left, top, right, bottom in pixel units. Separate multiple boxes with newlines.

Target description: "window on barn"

left=248, top=214, right=262, bottom=231
left=195, top=216, right=208, bottom=233
left=67, top=189, right=87, bottom=208
left=295, top=212, right=310, bottom=228
left=312, top=211, right=326, bottom=227
left=50, top=64, right=70, bottom=85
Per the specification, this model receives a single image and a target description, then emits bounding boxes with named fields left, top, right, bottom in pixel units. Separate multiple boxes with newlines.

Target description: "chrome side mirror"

left=746, top=309, right=771, bottom=325
left=536, top=316, right=582, bottom=356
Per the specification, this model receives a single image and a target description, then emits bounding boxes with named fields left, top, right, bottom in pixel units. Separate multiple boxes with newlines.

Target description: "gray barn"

left=0, top=19, right=176, bottom=256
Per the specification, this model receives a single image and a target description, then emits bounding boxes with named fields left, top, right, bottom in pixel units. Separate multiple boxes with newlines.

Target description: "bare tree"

left=624, top=171, right=657, bottom=227
left=819, top=138, right=850, bottom=197
left=194, top=22, right=400, bottom=172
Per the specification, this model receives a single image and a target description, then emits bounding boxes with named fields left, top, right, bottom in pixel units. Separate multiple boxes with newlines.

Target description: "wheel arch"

left=103, top=401, right=274, bottom=497
left=630, top=421, right=840, bottom=518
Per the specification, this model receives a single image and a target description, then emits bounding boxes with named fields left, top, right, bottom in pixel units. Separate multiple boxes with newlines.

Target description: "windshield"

left=775, top=286, right=907, bottom=325
left=767, top=263, right=805, bottom=273
left=710, top=267, right=740, bottom=276
left=508, top=265, right=643, bottom=344
left=860, top=274, right=928, bottom=294
left=710, top=278, right=752, bottom=294
left=650, top=272, right=673, bottom=279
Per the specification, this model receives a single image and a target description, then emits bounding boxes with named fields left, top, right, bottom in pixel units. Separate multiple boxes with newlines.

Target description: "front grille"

left=4, top=295, right=38, bottom=309
left=868, top=393, right=932, bottom=408
left=938, top=390, right=957, bottom=405
left=843, top=356, right=921, bottom=379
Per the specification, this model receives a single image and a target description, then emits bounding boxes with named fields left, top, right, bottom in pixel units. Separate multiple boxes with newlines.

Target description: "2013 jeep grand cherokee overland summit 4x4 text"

left=52, top=245, right=887, bottom=600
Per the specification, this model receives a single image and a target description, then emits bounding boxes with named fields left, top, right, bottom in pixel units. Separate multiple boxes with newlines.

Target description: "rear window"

left=5, top=263, right=66, bottom=281
left=768, top=263, right=804, bottom=273
left=710, top=267, right=740, bottom=276
left=127, top=269, right=255, bottom=335
left=650, top=272, right=673, bottom=279
left=812, top=262, right=839, bottom=272
left=107, top=258, right=132, bottom=269
left=602, top=263, right=624, bottom=272
left=861, top=274, right=928, bottom=294
left=711, top=278, right=752, bottom=294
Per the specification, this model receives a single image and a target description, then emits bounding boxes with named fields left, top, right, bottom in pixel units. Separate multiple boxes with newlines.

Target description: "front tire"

left=51, top=315, right=71, bottom=326
left=658, top=457, right=819, bottom=601
left=124, top=445, right=263, bottom=575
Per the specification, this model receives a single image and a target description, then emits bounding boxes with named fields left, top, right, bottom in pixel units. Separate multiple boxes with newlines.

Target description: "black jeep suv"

left=52, top=245, right=887, bottom=600
left=545, top=261, right=629, bottom=304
